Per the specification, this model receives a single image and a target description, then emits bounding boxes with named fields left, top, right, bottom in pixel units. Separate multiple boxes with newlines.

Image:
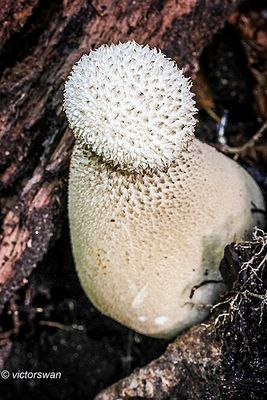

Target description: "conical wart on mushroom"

left=64, top=41, right=265, bottom=339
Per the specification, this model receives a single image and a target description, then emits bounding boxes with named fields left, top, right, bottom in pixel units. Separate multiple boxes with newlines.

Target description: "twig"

left=215, top=120, right=267, bottom=156
left=205, top=108, right=221, bottom=123
left=39, top=320, right=68, bottom=330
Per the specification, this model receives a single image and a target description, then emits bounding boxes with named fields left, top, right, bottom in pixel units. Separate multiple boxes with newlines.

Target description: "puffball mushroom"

left=64, top=41, right=265, bottom=339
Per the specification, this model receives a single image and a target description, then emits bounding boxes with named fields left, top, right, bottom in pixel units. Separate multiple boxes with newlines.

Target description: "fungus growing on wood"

left=64, top=41, right=265, bottom=338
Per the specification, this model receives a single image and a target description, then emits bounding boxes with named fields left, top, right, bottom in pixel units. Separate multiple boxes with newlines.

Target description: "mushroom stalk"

left=64, top=42, right=265, bottom=338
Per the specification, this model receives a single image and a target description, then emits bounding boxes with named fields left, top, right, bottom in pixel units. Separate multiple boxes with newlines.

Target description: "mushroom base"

left=68, top=140, right=265, bottom=338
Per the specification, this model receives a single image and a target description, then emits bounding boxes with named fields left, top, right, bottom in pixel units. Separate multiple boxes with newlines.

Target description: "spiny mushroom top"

left=64, top=41, right=197, bottom=172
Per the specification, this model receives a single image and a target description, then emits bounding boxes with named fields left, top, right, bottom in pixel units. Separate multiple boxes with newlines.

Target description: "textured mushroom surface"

left=64, top=42, right=196, bottom=172
left=64, top=42, right=265, bottom=338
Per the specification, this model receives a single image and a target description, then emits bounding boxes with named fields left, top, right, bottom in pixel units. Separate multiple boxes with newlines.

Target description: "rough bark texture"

left=229, top=3, right=267, bottom=120
left=0, top=0, right=40, bottom=48
left=95, top=324, right=221, bottom=400
left=0, top=0, right=242, bottom=314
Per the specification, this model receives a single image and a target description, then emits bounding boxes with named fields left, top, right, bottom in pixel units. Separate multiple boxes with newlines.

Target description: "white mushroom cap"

left=64, top=41, right=197, bottom=172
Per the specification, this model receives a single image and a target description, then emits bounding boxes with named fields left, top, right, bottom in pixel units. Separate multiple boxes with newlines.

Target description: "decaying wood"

left=95, top=324, right=221, bottom=400
left=0, top=0, right=39, bottom=50
left=228, top=1, right=267, bottom=120
left=0, top=0, right=242, bottom=314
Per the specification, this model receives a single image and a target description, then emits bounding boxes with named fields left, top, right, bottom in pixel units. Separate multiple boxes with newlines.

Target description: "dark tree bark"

left=0, top=0, right=40, bottom=48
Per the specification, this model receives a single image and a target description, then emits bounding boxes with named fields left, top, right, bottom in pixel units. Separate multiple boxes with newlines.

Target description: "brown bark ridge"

left=0, top=0, right=40, bottom=49
left=95, top=324, right=221, bottom=400
left=228, top=2, right=267, bottom=120
left=0, top=1, right=241, bottom=313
